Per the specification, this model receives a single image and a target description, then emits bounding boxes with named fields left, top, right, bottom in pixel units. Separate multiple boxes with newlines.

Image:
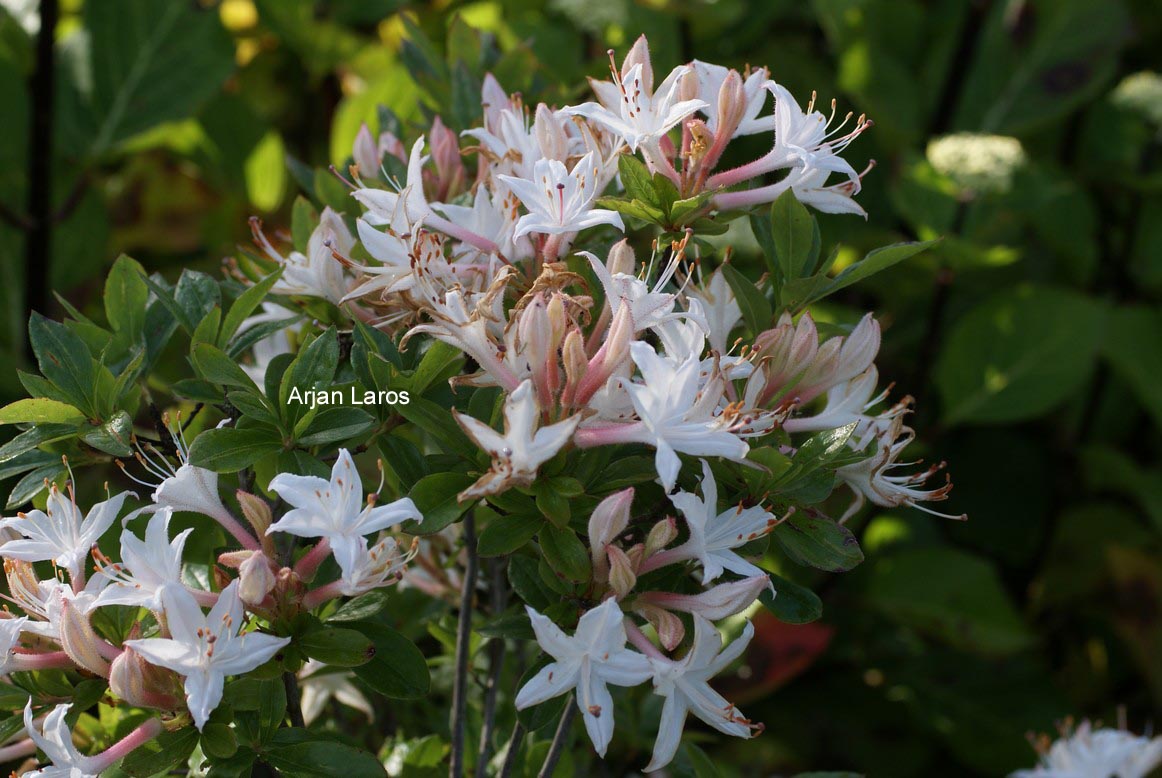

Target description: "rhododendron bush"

left=2, top=2, right=1161, bottom=778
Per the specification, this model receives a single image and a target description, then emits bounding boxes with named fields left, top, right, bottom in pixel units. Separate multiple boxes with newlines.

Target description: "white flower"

left=688, top=267, right=742, bottom=354
left=453, top=380, right=580, bottom=501
left=299, top=659, right=374, bottom=725
left=93, top=508, right=191, bottom=612
left=237, top=302, right=296, bottom=384
left=0, top=485, right=128, bottom=582
left=515, top=599, right=651, bottom=757
left=645, top=616, right=759, bottom=771
left=498, top=152, right=624, bottom=239
left=354, top=136, right=431, bottom=225
left=21, top=701, right=97, bottom=777
left=125, top=582, right=290, bottom=729
left=668, top=460, right=777, bottom=582
left=582, top=248, right=694, bottom=334
left=266, top=449, right=421, bottom=584
left=258, top=206, right=355, bottom=305
left=334, top=535, right=416, bottom=597
left=622, top=343, right=749, bottom=492
left=564, top=37, right=705, bottom=153
left=1011, top=721, right=1162, bottom=778
left=0, top=615, right=28, bottom=674
left=433, top=185, right=532, bottom=262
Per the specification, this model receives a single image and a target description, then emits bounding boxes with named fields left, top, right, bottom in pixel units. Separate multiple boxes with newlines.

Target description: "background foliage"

left=0, top=0, right=1160, bottom=775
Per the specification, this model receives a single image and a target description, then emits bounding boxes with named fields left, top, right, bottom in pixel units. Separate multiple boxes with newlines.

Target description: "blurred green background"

left=1, top=0, right=1160, bottom=775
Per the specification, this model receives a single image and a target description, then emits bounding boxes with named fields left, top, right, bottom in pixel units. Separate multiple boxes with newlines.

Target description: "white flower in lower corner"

left=666, top=459, right=778, bottom=582
left=93, top=508, right=191, bottom=612
left=125, top=582, right=290, bottom=730
left=299, top=659, right=374, bottom=725
left=21, top=701, right=97, bottom=778
left=515, top=599, right=652, bottom=757
left=0, top=484, right=129, bottom=582
left=645, top=616, right=761, bottom=772
left=1011, top=720, right=1162, bottom=778
left=266, top=449, right=421, bottom=585
left=453, top=380, right=580, bottom=501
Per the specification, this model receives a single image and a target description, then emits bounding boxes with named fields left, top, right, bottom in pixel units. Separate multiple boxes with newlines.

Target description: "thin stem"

left=537, top=695, right=577, bottom=778
left=474, top=559, right=509, bottom=778
left=497, top=721, right=526, bottom=778
left=449, top=510, right=478, bottom=778
left=284, top=671, right=306, bottom=729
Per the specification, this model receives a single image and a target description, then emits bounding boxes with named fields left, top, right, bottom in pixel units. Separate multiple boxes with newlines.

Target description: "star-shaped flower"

left=667, top=460, right=778, bottom=582
left=21, top=701, right=97, bottom=777
left=453, top=379, right=580, bottom=501
left=515, top=599, right=652, bottom=757
left=498, top=152, right=624, bottom=239
left=266, top=449, right=421, bottom=585
left=125, top=582, right=290, bottom=729
left=93, top=508, right=192, bottom=612
left=0, top=485, right=129, bottom=583
left=645, top=616, right=760, bottom=771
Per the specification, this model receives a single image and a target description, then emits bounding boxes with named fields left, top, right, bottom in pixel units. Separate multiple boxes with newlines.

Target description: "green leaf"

left=79, top=410, right=133, bottom=456
left=595, top=196, right=668, bottom=225
left=187, top=426, right=283, bottom=472
left=28, top=313, right=98, bottom=416
left=773, top=513, right=864, bottom=573
left=201, top=722, right=239, bottom=759
left=0, top=424, right=78, bottom=463
left=814, top=240, right=937, bottom=300
left=349, top=621, right=431, bottom=699
left=219, top=269, right=284, bottom=348
left=279, top=328, right=340, bottom=423
left=300, top=627, right=376, bottom=667
left=507, top=554, right=556, bottom=610
left=720, top=263, right=772, bottom=334
left=192, top=343, right=261, bottom=392
left=104, top=254, right=149, bottom=340
left=478, top=514, right=544, bottom=557
left=769, top=189, right=818, bottom=282
left=119, top=727, right=199, bottom=778
left=0, top=398, right=86, bottom=425
left=538, top=524, right=591, bottom=582
left=760, top=572, right=823, bottom=624
left=618, top=154, right=657, bottom=205
left=408, top=473, right=477, bottom=534
left=408, top=340, right=464, bottom=397
left=863, top=547, right=1032, bottom=655
left=296, top=406, right=376, bottom=446
left=263, top=734, right=387, bottom=778
left=936, top=287, right=1105, bottom=425
left=326, top=590, right=390, bottom=623
left=83, top=0, right=235, bottom=155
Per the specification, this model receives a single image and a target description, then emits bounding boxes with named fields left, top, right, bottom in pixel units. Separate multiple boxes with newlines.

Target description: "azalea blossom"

left=267, top=449, right=421, bottom=585
left=575, top=343, right=752, bottom=492
left=645, top=616, right=761, bottom=771
left=515, top=599, right=652, bottom=757
left=453, top=379, right=580, bottom=501
left=691, top=60, right=774, bottom=138
left=93, top=508, right=195, bottom=612
left=20, top=701, right=164, bottom=778
left=126, top=582, right=290, bottom=729
left=499, top=152, right=624, bottom=241
left=252, top=206, right=355, bottom=305
left=1011, top=720, right=1162, bottom=778
left=0, top=484, right=128, bottom=583
left=300, top=659, right=375, bottom=725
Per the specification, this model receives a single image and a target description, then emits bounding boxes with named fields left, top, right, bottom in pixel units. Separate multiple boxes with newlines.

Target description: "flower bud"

left=714, top=70, right=747, bottom=143
left=353, top=123, right=380, bottom=180
left=636, top=603, right=685, bottom=651
left=562, top=328, right=587, bottom=398
left=239, top=551, right=277, bottom=607
left=534, top=103, right=569, bottom=161
left=110, top=645, right=182, bottom=710
left=430, top=116, right=467, bottom=200
left=678, top=67, right=701, bottom=104
left=605, top=544, right=637, bottom=598
left=644, top=516, right=678, bottom=557
left=606, top=239, right=636, bottom=277
left=623, top=34, right=653, bottom=90
left=588, top=488, right=634, bottom=577
left=58, top=597, right=110, bottom=677
left=648, top=576, right=770, bottom=620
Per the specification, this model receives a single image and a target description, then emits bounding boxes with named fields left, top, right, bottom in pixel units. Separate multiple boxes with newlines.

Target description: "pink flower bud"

left=714, top=70, right=747, bottom=145
left=588, top=488, right=634, bottom=578
left=430, top=116, right=467, bottom=200
left=607, top=239, right=636, bottom=277
left=110, top=645, right=182, bottom=710
left=642, top=575, right=769, bottom=620
left=237, top=490, right=273, bottom=539
left=534, top=103, right=569, bottom=161
left=239, top=551, right=277, bottom=607
left=644, top=516, right=678, bottom=557
left=58, top=598, right=111, bottom=677
left=623, top=34, right=653, bottom=90
left=606, top=544, right=637, bottom=597
left=636, top=603, right=685, bottom=651
left=353, top=123, right=380, bottom=179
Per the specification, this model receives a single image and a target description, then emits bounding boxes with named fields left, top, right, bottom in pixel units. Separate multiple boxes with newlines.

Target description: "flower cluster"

left=226, top=34, right=959, bottom=770
left=0, top=444, right=419, bottom=775
left=1012, top=720, right=1162, bottom=778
